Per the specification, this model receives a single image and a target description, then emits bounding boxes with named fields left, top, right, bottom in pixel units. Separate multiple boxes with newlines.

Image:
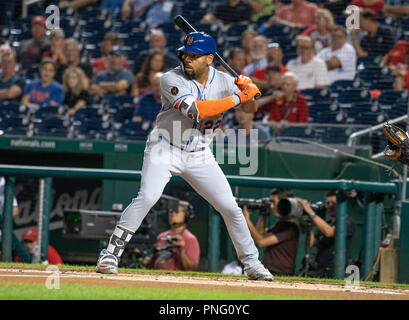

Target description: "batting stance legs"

left=96, top=140, right=270, bottom=279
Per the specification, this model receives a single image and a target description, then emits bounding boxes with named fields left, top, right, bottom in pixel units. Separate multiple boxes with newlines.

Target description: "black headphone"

left=177, top=200, right=195, bottom=225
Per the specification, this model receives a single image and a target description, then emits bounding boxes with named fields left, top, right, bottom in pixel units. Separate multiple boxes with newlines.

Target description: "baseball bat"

left=173, top=15, right=240, bottom=78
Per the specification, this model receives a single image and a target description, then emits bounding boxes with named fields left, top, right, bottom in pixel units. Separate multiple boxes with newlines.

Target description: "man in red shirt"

left=14, top=227, right=63, bottom=265
left=262, top=72, right=309, bottom=130
left=143, top=200, right=200, bottom=271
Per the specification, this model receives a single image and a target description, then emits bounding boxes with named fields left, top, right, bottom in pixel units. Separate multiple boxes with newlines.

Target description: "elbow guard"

left=175, top=96, right=200, bottom=122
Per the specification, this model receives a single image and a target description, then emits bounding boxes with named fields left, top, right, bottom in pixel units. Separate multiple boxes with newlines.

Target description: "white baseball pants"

left=118, top=139, right=261, bottom=271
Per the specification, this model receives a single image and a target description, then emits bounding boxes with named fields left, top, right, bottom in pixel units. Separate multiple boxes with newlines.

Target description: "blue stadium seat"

left=73, top=107, right=103, bottom=122
left=301, top=88, right=330, bottom=101
left=35, top=117, right=70, bottom=138
left=108, top=105, right=135, bottom=125
left=116, top=121, right=153, bottom=141
left=0, top=115, right=30, bottom=136
left=315, top=111, right=346, bottom=124
left=356, top=112, right=385, bottom=125
left=279, top=126, right=314, bottom=139
left=337, top=88, right=371, bottom=107
left=321, top=127, right=349, bottom=144
left=32, top=106, right=66, bottom=120
left=329, top=80, right=355, bottom=91
left=74, top=118, right=112, bottom=140
left=0, top=102, right=28, bottom=118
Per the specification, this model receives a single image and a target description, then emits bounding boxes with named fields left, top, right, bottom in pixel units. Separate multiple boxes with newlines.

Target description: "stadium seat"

left=315, top=111, right=346, bottom=124
left=0, top=102, right=28, bottom=118
left=72, top=107, right=103, bottom=122
left=329, top=80, right=355, bottom=91
left=116, top=121, right=153, bottom=141
left=74, top=118, right=112, bottom=140
left=0, top=115, right=30, bottom=136
left=35, top=117, right=70, bottom=138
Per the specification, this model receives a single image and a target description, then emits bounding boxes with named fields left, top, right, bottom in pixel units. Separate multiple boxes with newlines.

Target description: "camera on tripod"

left=277, top=198, right=326, bottom=219
left=235, top=197, right=271, bottom=216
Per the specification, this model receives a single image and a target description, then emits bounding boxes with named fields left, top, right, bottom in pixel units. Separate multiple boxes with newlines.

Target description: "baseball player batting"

left=96, top=31, right=273, bottom=281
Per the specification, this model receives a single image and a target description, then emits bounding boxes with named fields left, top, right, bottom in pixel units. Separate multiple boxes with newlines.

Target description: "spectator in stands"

left=264, top=72, right=309, bottom=131
left=350, top=9, right=396, bottom=57
left=243, top=36, right=268, bottom=76
left=261, top=0, right=318, bottom=30
left=241, top=29, right=258, bottom=66
left=242, top=188, right=300, bottom=276
left=225, top=48, right=246, bottom=76
left=383, top=4, right=409, bottom=18
left=14, top=227, right=63, bottom=265
left=132, top=50, right=166, bottom=97
left=62, top=67, right=91, bottom=115
left=0, top=49, right=24, bottom=102
left=122, top=0, right=154, bottom=19
left=21, top=58, right=65, bottom=109
left=143, top=0, right=178, bottom=29
left=56, top=38, right=93, bottom=84
left=201, top=0, right=252, bottom=29
left=248, top=0, right=276, bottom=23
left=300, top=8, right=335, bottom=53
left=254, top=65, right=283, bottom=118
left=298, top=190, right=356, bottom=278
left=59, top=0, right=101, bottom=10
left=42, top=28, right=67, bottom=67
left=18, top=16, right=50, bottom=71
left=132, top=72, right=163, bottom=123
left=141, top=200, right=200, bottom=271
left=286, top=36, right=329, bottom=90
left=252, top=43, right=287, bottom=91
left=351, top=0, right=384, bottom=16
left=91, top=31, right=131, bottom=74
left=321, top=0, right=350, bottom=16
left=317, top=26, right=357, bottom=85
left=134, top=29, right=179, bottom=74
left=380, top=40, right=409, bottom=68
left=392, top=63, right=409, bottom=90
left=91, top=46, right=134, bottom=97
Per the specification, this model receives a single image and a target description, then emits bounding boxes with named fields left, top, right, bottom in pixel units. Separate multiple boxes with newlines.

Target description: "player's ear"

left=206, top=54, right=214, bottom=66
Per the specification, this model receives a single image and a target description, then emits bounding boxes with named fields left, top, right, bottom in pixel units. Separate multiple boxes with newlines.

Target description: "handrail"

left=347, top=114, right=408, bottom=147
left=0, top=164, right=399, bottom=194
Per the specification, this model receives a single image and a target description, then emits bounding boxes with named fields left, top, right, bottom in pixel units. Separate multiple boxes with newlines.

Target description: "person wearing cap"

left=90, top=46, right=134, bottom=97
left=18, top=16, right=50, bottom=71
left=252, top=43, right=287, bottom=91
left=55, top=38, right=93, bottom=84
left=13, top=227, right=63, bottom=265
left=21, top=58, right=65, bottom=109
left=0, top=48, right=25, bottom=102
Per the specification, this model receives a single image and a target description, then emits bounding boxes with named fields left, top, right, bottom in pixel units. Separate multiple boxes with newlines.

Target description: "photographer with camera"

left=141, top=200, right=200, bottom=271
left=241, top=188, right=300, bottom=276
left=297, top=190, right=356, bottom=278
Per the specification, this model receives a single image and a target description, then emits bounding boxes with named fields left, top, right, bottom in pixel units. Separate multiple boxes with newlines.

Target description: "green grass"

left=0, top=283, right=322, bottom=300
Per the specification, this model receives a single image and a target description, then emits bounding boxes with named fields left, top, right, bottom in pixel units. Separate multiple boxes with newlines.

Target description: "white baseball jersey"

left=148, top=66, right=240, bottom=151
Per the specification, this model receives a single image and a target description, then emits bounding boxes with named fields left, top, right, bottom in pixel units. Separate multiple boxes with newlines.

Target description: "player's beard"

left=182, top=61, right=195, bottom=79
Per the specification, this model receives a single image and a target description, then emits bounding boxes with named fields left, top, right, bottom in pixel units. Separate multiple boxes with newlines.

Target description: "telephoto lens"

left=277, top=198, right=304, bottom=218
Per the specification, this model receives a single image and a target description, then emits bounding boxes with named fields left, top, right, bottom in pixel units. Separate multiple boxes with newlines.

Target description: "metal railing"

left=0, top=164, right=401, bottom=280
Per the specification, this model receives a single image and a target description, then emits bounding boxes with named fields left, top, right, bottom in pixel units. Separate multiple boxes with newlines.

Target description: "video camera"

left=277, top=198, right=326, bottom=220
left=235, top=197, right=271, bottom=216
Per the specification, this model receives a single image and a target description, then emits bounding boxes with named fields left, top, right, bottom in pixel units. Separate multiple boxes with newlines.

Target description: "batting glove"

left=235, top=83, right=262, bottom=104
left=234, top=75, right=254, bottom=91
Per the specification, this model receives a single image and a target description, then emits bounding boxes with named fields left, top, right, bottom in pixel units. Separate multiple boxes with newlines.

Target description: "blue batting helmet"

left=177, top=32, right=216, bottom=55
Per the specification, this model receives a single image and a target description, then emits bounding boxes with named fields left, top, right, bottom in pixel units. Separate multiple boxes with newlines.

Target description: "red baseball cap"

left=32, top=16, right=46, bottom=27
left=22, top=227, right=38, bottom=242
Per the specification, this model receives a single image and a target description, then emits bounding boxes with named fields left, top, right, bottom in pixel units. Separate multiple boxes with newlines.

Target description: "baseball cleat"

left=96, top=249, right=119, bottom=274
left=247, top=265, right=274, bottom=281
